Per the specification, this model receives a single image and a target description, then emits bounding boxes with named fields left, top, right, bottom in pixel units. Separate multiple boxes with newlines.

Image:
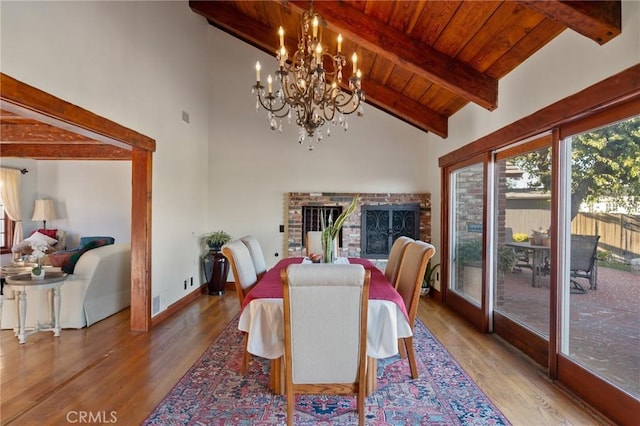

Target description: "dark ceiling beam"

left=189, top=0, right=450, bottom=137
left=520, top=0, right=621, bottom=45
left=0, top=143, right=132, bottom=160
left=363, top=80, right=448, bottom=138
left=287, top=0, right=498, bottom=111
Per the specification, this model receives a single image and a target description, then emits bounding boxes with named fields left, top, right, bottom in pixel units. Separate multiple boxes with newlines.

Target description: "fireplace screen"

left=361, top=205, right=419, bottom=258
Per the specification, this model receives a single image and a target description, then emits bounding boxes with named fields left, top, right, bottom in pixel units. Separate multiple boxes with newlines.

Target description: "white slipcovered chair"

left=394, top=240, right=435, bottom=379
left=281, top=263, right=370, bottom=426
left=239, top=235, right=267, bottom=279
left=221, top=240, right=258, bottom=375
left=385, top=236, right=413, bottom=288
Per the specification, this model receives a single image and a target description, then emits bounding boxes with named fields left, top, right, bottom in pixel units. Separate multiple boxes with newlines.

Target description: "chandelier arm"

left=331, top=92, right=361, bottom=114
left=255, top=91, right=290, bottom=118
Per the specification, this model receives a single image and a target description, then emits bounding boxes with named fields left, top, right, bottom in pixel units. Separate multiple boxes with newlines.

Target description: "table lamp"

left=32, top=199, right=57, bottom=229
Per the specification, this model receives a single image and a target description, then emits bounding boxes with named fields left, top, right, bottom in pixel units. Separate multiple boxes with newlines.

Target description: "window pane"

left=495, top=144, right=552, bottom=338
left=561, top=116, right=640, bottom=398
left=450, top=163, right=484, bottom=305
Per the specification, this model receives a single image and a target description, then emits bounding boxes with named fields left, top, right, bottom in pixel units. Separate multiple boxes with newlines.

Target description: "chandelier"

left=251, top=5, right=364, bottom=150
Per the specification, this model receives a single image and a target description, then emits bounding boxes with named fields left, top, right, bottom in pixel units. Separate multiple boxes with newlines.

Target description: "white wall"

left=36, top=161, right=131, bottom=249
left=423, top=0, right=640, bottom=288
left=1, top=1, right=212, bottom=314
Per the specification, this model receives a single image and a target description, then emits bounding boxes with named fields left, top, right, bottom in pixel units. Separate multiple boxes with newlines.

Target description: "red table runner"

left=242, top=257, right=408, bottom=320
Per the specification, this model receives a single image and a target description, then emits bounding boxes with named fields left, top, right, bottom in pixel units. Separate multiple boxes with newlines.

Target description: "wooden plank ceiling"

left=191, top=0, right=621, bottom=139
left=0, top=1, right=620, bottom=160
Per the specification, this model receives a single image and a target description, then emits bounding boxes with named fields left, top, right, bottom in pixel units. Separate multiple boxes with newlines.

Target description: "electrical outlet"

left=152, top=296, right=160, bottom=315
left=184, top=280, right=187, bottom=290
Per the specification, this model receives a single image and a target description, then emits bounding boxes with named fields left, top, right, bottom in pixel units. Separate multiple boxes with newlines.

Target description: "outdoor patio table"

left=506, top=242, right=550, bottom=287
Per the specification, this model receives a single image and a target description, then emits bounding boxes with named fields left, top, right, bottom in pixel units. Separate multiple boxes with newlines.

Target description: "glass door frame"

left=442, top=153, right=491, bottom=332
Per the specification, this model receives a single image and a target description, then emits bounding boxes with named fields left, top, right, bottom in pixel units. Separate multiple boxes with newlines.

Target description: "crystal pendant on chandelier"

left=251, top=4, right=364, bottom=149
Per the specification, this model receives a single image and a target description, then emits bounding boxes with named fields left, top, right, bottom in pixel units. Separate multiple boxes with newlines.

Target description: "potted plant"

left=421, top=260, right=440, bottom=296
left=497, top=246, right=517, bottom=274
left=320, top=195, right=358, bottom=263
left=202, top=230, right=232, bottom=253
left=456, top=238, right=517, bottom=273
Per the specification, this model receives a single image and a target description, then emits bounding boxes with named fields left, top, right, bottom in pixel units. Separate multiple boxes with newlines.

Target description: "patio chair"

left=570, top=234, right=600, bottom=293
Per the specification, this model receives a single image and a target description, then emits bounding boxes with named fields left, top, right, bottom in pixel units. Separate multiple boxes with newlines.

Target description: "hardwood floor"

left=1, top=291, right=612, bottom=425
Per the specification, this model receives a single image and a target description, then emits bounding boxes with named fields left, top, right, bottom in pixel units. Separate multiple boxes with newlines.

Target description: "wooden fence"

left=571, top=213, right=640, bottom=262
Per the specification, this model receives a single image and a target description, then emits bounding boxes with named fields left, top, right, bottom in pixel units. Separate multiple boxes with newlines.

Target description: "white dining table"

left=237, top=257, right=412, bottom=395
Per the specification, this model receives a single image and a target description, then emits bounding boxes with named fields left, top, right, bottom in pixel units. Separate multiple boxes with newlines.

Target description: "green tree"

left=514, top=117, right=640, bottom=219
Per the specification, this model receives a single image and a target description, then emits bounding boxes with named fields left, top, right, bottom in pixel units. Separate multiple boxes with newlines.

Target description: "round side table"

left=5, top=271, right=68, bottom=344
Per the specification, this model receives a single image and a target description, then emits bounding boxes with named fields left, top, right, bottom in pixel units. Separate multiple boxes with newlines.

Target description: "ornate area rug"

left=144, top=316, right=510, bottom=425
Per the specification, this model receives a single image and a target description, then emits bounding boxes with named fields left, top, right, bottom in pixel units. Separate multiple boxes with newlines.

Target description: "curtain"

left=0, top=168, right=23, bottom=246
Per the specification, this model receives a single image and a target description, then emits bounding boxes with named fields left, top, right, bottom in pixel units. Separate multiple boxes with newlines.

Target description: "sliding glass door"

left=439, top=75, right=639, bottom=422
left=559, top=116, right=640, bottom=400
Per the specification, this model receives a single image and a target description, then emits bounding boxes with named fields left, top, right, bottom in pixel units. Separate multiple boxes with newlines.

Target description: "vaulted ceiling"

left=0, top=1, right=622, bottom=159
left=191, top=0, right=621, bottom=138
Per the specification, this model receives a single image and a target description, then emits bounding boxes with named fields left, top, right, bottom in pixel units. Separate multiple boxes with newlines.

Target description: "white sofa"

left=1, top=243, right=131, bottom=329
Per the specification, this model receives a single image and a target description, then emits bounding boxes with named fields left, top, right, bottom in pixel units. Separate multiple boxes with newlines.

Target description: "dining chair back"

left=385, top=236, right=414, bottom=288
left=394, top=240, right=436, bottom=379
left=240, top=235, right=267, bottom=279
left=221, top=240, right=259, bottom=375
left=222, top=240, right=259, bottom=307
left=281, top=264, right=370, bottom=426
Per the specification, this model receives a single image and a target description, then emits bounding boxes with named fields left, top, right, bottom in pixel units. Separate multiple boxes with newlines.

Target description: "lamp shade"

left=32, top=199, right=57, bottom=222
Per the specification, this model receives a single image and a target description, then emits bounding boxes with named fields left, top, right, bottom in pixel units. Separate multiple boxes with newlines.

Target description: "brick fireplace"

left=286, top=192, right=432, bottom=258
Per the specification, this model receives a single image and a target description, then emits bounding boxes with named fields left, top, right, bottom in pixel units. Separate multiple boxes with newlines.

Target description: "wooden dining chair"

left=281, top=264, right=370, bottom=426
left=394, top=240, right=435, bottom=379
left=221, top=240, right=259, bottom=374
left=240, top=235, right=267, bottom=279
left=385, top=236, right=413, bottom=288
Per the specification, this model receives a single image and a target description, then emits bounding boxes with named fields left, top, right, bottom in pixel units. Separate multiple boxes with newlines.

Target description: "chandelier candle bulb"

left=352, top=53, right=358, bottom=73
left=267, top=75, right=273, bottom=94
left=312, top=16, right=318, bottom=38
left=279, top=26, right=284, bottom=47
left=255, top=62, right=261, bottom=82
left=337, top=34, right=342, bottom=53
left=279, top=46, right=286, bottom=67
